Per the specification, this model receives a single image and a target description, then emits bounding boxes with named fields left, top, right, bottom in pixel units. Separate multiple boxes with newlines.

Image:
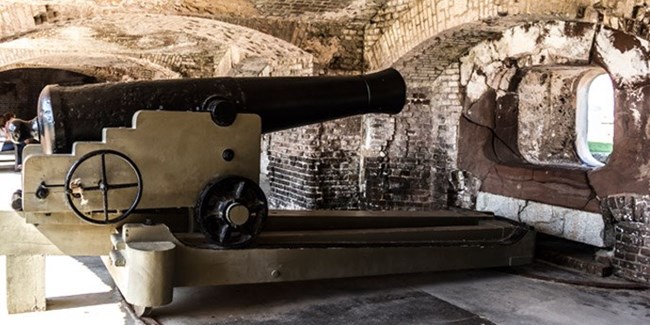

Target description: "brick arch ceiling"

left=0, top=13, right=313, bottom=79
left=368, top=0, right=585, bottom=70
left=393, top=18, right=649, bottom=87
left=0, top=54, right=180, bottom=82
left=392, top=16, right=546, bottom=87
left=376, top=0, right=650, bottom=72
left=395, top=15, right=650, bottom=98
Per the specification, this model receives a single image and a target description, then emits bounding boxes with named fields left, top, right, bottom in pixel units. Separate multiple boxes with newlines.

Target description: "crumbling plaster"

left=521, top=67, right=604, bottom=166
left=459, top=20, right=650, bottom=197
left=450, top=19, right=650, bottom=281
left=460, top=21, right=595, bottom=103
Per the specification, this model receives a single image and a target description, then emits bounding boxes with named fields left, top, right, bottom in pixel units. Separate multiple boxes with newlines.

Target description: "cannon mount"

left=1, top=70, right=534, bottom=316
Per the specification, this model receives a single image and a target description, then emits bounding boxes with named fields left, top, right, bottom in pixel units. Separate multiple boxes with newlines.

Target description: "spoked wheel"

left=195, top=176, right=268, bottom=248
left=64, top=149, right=143, bottom=224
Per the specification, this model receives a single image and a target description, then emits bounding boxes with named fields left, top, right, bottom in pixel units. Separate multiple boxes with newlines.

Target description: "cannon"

left=3, top=68, right=534, bottom=316
left=37, top=68, right=406, bottom=154
left=16, top=68, right=407, bottom=248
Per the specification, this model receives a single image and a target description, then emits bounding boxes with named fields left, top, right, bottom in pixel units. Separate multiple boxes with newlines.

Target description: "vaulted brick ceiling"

left=0, top=12, right=313, bottom=80
left=0, top=0, right=395, bottom=73
left=3, top=0, right=646, bottom=74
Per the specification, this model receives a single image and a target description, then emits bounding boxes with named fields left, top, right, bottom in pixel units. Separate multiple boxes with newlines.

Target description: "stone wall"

left=517, top=67, right=596, bottom=166
left=478, top=192, right=612, bottom=247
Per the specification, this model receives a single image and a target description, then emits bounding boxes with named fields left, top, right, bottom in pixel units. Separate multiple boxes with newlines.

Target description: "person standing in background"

left=1, top=112, right=16, bottom=152
left=4, top=113, right=38, bottom=172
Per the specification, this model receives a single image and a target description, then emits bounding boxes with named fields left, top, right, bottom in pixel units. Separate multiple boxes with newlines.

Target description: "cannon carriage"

left=2, top=69, right=534, bottom=316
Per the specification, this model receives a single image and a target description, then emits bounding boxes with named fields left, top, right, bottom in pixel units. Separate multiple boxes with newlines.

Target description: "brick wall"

left=360, top=63, right=462, bottom=210
left=249, top=0, right=360, bottom=17
left=264, top=63, right=465, bottom=212
left=266, top=125, right=323, bottom=209
left=264, top=116, right=363, bottom=210
left=0, top=51, right=181, bottom=82
left=265, top=20, right=600, bottom=213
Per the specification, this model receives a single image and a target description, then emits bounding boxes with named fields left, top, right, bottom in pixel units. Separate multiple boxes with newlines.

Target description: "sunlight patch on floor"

left=0, top=256, right=129, bottom=325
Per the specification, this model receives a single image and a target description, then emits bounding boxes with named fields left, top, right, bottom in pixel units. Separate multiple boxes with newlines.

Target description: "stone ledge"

left=477, top=192, right=611, bottom=247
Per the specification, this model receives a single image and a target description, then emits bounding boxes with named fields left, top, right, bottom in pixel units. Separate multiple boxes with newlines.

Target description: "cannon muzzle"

left=37, top=68, right=406, bottom=154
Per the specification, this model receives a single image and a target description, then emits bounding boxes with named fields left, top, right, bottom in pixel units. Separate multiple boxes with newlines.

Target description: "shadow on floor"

left=47, top=291, right=118, bottom=311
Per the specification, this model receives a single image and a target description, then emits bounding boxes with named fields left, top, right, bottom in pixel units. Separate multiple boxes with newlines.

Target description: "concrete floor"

left=0, top=169, right=648, bottom=324
left=0, top=256, right=135, bottom=325
left=0, top=170, right=19, bottom=211
left=1, top=256, right=648, bottom=325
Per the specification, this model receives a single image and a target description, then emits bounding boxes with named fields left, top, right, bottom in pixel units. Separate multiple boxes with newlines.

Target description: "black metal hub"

left=202, top=96, right=238, bottom=127
left=64, top=149, right=143, bottom=225
left=195, top=176, right=268, bottom=248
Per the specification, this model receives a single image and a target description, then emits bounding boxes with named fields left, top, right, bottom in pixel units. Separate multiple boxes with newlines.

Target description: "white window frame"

left=575, top=69, right=613, bottom=168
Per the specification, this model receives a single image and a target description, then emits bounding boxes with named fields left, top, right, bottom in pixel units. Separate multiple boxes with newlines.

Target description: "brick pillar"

left=614, top=222, right=650, bottom=282
left=604, top=195, right=650, bottom=283
left=265, top=125, right=323, bottom=209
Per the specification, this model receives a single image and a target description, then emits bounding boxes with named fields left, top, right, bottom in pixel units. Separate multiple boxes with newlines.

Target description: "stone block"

left=476, top=192, right=524, bottom=221
left=477, top=192, right=609, bottom=247
left=5, top=255, right=46, bottom=314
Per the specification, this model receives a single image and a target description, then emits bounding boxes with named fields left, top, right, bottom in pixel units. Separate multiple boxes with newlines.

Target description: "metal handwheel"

left=64, top=149, right=143, bottom=224
left=195, top=176, right=268, bottom=248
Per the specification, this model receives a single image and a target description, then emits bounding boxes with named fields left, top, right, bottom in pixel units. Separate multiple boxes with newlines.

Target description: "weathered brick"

left=611, top=216, right=650, bottom=283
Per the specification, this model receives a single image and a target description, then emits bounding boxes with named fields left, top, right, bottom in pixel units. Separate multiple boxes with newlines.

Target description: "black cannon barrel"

left=37, top=68, right=406, bottom=154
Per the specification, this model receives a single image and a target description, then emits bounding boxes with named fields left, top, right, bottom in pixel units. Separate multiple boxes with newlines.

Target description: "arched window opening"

left=577, top=73, right=614, bottom=167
